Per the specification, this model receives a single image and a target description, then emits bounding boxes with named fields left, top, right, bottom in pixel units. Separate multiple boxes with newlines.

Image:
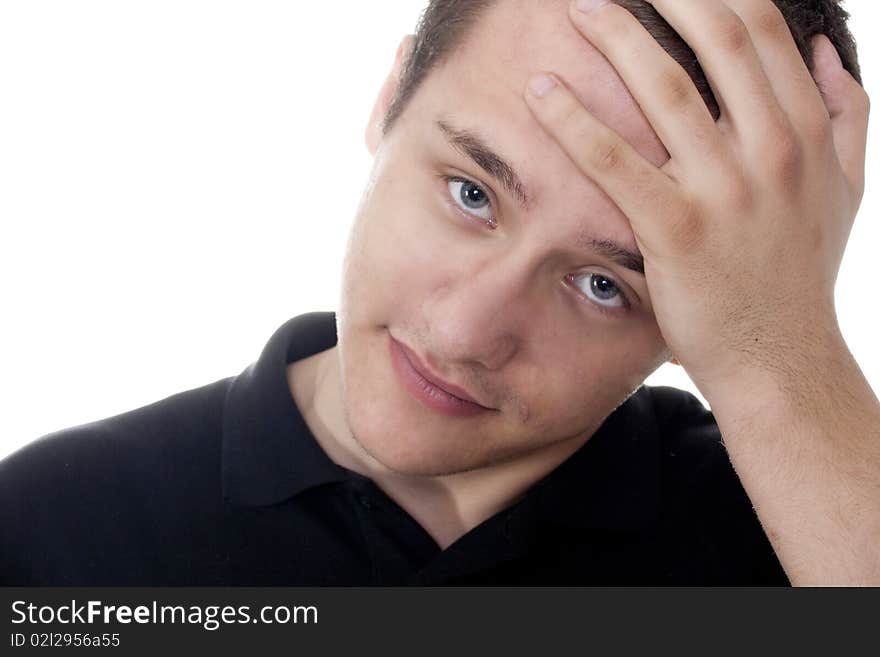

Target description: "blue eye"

left=569, top=272, right=627, bottom=310
left=445, top=176, right=496, bottom=225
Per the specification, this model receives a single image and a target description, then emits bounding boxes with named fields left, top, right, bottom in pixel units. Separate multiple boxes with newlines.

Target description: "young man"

left=2, top=0, right=876, bottom=585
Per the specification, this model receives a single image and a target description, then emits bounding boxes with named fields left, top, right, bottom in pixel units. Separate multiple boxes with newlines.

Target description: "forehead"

left=456, top=0, right=668, bottom=162
left=409, top=0, right=671, bottom=216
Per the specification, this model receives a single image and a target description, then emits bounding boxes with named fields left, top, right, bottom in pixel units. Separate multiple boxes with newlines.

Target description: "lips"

left=388, top=332, right=495, bottom=419
left=394, top=338, right=490, bottom=408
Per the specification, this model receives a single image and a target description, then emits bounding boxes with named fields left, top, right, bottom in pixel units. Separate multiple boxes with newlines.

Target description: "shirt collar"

left=222, top=312, right=354, bottom=507
left=222, top=311, right=661, bottom=533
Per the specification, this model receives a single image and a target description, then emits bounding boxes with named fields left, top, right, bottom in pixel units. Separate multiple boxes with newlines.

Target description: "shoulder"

left=1, top=376, right=233, bottom=486
left=644, top=385, right=790, bottom=584
left=645, top=384, right=729, bottom=477
left=642, top=385, right=731, bottom=491
left=0, top=377, right=233, bottom=584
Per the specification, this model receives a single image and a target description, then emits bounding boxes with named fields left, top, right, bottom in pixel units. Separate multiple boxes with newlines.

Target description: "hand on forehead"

left=445, top=0, right=671, bottom=167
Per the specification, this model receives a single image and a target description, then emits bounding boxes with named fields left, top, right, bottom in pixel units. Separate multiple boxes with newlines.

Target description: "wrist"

left=698, top=317, right=850, bottom=419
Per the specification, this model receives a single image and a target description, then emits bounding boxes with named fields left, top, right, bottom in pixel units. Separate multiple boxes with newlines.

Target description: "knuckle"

left=591, top=140, right=625, bottom=171
left=658, top=68, right=695, bottom=110
left=762, top=131, right=804, bottom=188
left=712, top=16, right=752, bottom=55
left=837, top=74, right=871, bottom=118
left=751, top=5, right=788, bottom=40
left=549, top=98, right=585, bottom=134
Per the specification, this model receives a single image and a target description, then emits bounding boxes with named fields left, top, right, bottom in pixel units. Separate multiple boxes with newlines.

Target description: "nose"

left=421, top=255, right=539, bottom=371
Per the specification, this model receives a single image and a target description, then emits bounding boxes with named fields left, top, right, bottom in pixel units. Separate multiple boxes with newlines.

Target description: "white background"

left=1, top=1, right=877, bottom=460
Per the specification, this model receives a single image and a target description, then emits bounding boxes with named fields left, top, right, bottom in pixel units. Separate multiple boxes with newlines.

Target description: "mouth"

left=388, top=332, right=495, bottom=418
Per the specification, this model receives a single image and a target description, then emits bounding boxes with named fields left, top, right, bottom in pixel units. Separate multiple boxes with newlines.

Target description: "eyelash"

left=439, top=173, right=631, bottom=317
left=440, top=174, right=498, bottom=228
left=565, top=273, right=630, bottom=317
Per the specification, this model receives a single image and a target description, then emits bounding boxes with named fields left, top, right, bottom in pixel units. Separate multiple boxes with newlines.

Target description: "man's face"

left=337, top=0, right=673, bottom=476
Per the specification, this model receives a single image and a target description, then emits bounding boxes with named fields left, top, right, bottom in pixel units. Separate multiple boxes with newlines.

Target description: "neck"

left=287, top=347, right=590, bottom=550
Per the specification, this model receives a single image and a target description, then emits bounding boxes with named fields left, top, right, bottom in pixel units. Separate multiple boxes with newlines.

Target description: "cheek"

left=523, top=329, right=665, bottom=425
left=341, top=175, right=466, bottom=319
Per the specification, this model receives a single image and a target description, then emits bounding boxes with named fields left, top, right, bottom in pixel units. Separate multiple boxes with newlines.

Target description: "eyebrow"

left=435, top=118, right=645, bottom=277
left=578, top=236, right=645, bottom=276
left=436, top=118, right=533, bottom=209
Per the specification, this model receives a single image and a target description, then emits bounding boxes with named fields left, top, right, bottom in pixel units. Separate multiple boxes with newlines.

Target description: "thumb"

left=811, top=33, right=870, bottom=204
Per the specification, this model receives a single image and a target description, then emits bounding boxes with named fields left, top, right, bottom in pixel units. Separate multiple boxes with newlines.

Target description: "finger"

left=567, top=0, right=722, bottom=172
left=524, top=72, right=685, bottom=255
left=641, top=0, right=789, bottom=141
left=722, top=0, right=827, bottom=127
left=811, top=33, right=870, bottom=203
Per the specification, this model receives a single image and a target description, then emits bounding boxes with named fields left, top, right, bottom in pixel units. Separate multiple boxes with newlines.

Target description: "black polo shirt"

left=0, top=312, right=789, bottom=585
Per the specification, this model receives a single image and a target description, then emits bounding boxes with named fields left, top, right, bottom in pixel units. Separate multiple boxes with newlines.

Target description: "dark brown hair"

left=381, top=0, right=862, bottom=134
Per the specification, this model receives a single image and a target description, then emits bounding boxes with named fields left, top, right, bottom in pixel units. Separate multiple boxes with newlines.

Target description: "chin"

left=344, top=384, right=559, bottom=479
left=343, top=394, right=492, bottom=477
left=337, top=322, right=489, bottom=477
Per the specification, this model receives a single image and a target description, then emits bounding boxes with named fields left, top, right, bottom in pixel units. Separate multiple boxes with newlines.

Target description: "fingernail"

left=528, top=73, right=557, bottom=98
left=575, top=0, right=610, bottom=13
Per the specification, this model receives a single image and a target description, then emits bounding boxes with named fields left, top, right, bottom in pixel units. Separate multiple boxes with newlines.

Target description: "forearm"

left=706, top=333, right=880, bottom=586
